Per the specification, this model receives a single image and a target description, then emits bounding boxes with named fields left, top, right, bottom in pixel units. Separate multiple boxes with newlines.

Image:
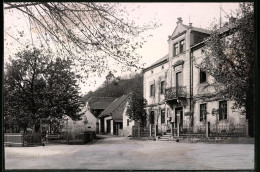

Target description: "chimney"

left=177, top=17, right=183, bottom=25
left=229, top=16, right=236, bottom=23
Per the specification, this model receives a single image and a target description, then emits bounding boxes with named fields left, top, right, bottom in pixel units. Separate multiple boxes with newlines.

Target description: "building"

left=143, top=17, right=246, bottom=136
left=98, top=94, right=135, bottom=136
left=63, top=97, right=116, bottom=135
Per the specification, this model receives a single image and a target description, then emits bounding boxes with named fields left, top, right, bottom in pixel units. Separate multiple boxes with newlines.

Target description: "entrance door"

left=101, top=118, right=104, bottom=133
left=150, top=111, right=155, bottom=124
left=175, top=107, right=183, bottom=128
left=107, top=120, right=111, bottom=134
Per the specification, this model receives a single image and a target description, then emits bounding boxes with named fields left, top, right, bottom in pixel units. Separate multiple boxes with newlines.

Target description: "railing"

left=180, top=126, right=206, bottom=137
left=209, top=124, right=246, bottom=137
left=165, top=86, right=187, bottom=100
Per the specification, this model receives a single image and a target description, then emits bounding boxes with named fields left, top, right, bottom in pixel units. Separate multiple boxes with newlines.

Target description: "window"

left=160, top=81, right=165, bottom=94
left=180, top=40, right=185, bottom=53
left=127, top=119, right=129, bottom=126
left=200, top=103, right=207, bottom=122
left=151, top=70, right=153, bottom=74
left=219, top=101, right=227, bottom=120
left=150, top=84, right=155, bottom=96
left=161, top=109, right=165, bottom=124
left=162, top=65, right=164, bottom=70
left=173, top=43, right=179, bottom=56
left=200, top=70, right=206, bottom=83
left=176, top=72, right=183, bottom=87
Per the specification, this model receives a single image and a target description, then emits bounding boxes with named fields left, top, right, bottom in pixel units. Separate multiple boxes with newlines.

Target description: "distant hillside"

left=82, top=73, right=143, bottom=101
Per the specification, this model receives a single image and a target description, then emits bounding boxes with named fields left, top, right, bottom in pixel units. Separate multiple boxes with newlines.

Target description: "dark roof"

left=98, top=94, right=131, bottom=120
left=190, top=26, right=211, bottom=35
left=88, top=97, right=116, bottom=110
left=143, top=54, right=169, bottom=72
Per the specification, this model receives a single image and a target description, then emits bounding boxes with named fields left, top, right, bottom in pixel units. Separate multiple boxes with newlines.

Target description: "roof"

left=88, top=97, right=116, bottom=110
left=98, top=94, right=131, bottom=120
left=143, top=54, right=169, bottom=72
left=189, top=26, right=211, bottom=35
left=191, top=21, right=238, bottom=51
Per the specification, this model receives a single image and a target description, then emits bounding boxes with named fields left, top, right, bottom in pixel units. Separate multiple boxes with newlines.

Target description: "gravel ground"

left=4, top=135, right=254, bottom=170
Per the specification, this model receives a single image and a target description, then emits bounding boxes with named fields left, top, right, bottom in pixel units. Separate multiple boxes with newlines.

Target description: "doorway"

left=150, top=111, right=155, bottom=124
left=175, top=107, right=183, bottom=128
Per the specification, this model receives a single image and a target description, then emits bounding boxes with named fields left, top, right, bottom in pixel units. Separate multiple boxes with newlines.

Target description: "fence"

left=180, top=126, right=206, bottom=138
left=132, top=125, right=157, bottom=138
left=67, top=131, right=96, bottom=144
left=24, top=134, right=42, bottom=146
left=5, top=133, right=42, bottom=146
left=209, top=124, right=246, bottom=137
left=4, top=133, right=24, bottom=146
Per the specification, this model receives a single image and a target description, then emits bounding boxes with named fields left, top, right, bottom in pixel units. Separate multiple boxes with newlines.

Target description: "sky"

left=4, top=2, right=241, bottom=95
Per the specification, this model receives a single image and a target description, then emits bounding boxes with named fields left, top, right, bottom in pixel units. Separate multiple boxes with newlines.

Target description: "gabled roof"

left=143, top=54, right=169, bottom=72
left=88, top=97, right=116, bottom=110
left=98, top=94, right=131, bottom=121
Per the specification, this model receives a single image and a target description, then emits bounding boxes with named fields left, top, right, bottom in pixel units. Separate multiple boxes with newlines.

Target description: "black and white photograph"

left=3, top=2, right=255, bottom=170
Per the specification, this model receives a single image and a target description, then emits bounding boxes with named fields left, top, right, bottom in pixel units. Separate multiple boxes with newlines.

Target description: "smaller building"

left=98, top=94, right=135, bottom=136
left=63, top=97, right=116, bottom=135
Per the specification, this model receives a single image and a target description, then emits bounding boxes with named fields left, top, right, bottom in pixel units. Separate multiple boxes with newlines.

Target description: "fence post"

left=206, top=122, right=209, bottom=138
left=150, top=124, right=152, bottom=137
left=137, top=123, right=141, bottom=138
left=171, top=123, right=174, bottom=137
left=155, top=124, right=157, bottom=137
left=177, top=123, right=179, bottom=138
left=245, top=119, right=249, bottom=137
left=208, top=122, right=210, bottom=137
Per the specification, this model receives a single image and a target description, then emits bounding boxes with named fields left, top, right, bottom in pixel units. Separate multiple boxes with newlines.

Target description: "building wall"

left=66, top=109, right=97, bottom=135
left=143, top=18, right=245, bottom=133
left=143, top=62, right=169, bottom=106
left=192, top=44, right=246, bottom=129
left=104, top=116, right=112, bottom=134
left=193, top=100, right=246, bottom=129
left=122, top=101, right=135, bottom=136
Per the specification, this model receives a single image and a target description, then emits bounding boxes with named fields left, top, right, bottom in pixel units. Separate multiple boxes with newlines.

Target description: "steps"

left=158, top=132, right=172, bottom=141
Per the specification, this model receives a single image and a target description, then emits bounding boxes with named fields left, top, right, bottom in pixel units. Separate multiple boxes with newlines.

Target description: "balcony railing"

left=165, top=86, right=187, bottom=100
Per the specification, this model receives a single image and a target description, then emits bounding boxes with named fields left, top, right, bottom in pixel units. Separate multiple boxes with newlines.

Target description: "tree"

left=126, top=74, right=147, bottom=126
left=4, top=3, right=159, bottom=76
left=4, top=48, right=84, bottom=133
left=195, top=3, right=254, bottom=136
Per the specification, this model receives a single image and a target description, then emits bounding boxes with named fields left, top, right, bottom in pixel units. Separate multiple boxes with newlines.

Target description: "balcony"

left=165, top=86, right=187, bottom=101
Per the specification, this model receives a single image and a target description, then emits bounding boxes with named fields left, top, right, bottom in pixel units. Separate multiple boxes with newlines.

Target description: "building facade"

left=143, top=17, right=246, bottom=135
left=98, top=94, right=135, bottom=136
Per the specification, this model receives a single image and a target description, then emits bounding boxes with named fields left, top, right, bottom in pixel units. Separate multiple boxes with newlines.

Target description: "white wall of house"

left=65, top=106, right=97, bottom=135
left=122, top=101, right=135, bottom=136
left=193, top=100, right=246, bottom=129
left=143, top=62, right=169, bottom=106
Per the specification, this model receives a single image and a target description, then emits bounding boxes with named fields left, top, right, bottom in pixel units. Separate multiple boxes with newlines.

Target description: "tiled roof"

left=88, top=97, right=116, bottom=110
left=143, top=54, right=169, bottom=72
left=181, top=24, right=211, bottom=35
left=98, top=94, right=131, bottom=120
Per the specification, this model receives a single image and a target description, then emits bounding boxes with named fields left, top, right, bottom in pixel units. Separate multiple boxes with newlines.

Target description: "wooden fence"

left=5, top=133, right=42, bottom=146
left=4, top=133, right=24, bottom=146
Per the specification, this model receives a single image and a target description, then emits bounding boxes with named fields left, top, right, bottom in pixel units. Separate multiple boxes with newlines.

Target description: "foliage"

left=83, top=72, right=147, bottom=125
left=4, top=48, right=84, bottom=133
left=126, top=75, right=147, bottom=126
left=4, top=3, right=160, bottom=77
left=195, top=3, right=254, bottom=136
